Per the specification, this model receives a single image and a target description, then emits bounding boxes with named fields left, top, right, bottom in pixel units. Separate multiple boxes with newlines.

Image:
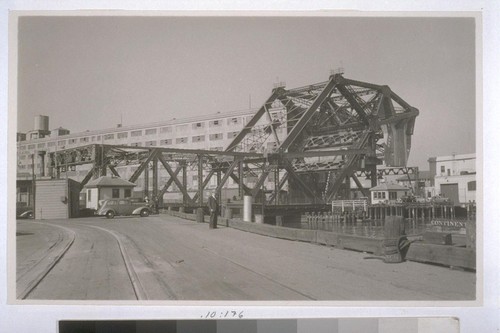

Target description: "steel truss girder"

left=292, top=159, right=345, bottom=173
left=46, top=71, right=418, bottom=206
left=267, top=172, right=289, bottom=204
left=354, top=166, right=419, bottom=178
left=303, top=129, right=362, bottom=150
left=279, top=76, right=339, bottom=151
left=129, top=149, right=160, bottom=183
left=323, top=131, right=372, bottom=201
left=214, top=159, right=239, bottom=195
left=335, top=83, right=369, bottom=125
left=221, top=73, right=417, bottom=202
left=351, top=174, right=371, bottom=198
left=225, top=88, right=283, bottom=152
left=283, top=160, right=320, bottom=204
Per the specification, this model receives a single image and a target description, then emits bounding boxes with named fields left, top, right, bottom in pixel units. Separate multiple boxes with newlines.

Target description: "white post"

left=243, top=195, right=252, bottom=222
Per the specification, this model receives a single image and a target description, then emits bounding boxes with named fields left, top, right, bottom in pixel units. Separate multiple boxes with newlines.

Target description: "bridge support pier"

left=196, top=208, right=204, bottom=223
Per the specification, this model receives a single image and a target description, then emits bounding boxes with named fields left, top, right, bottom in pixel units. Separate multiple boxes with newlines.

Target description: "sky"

left=16, top=16, right=476, bottom=169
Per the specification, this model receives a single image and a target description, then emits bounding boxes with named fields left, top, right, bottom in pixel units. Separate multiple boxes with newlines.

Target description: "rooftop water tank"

left=34, top=115, right=49, bottom=131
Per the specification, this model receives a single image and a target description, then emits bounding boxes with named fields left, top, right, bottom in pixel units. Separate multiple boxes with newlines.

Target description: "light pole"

left=31, top=154, right=36, bottom=219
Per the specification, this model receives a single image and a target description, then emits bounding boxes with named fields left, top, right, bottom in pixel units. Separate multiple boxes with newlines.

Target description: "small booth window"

left=112, top=189, right=120, bottom=198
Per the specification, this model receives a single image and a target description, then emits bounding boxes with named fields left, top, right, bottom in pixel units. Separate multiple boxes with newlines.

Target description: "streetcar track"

left=18, top=221, right=147, bottom=301
left=78, top=224, right=147, bottom=300
left=17, top=228, right=64, bottom=281
left=119, top=233, right=178, bottom=300
left=17, top=222, right=76, bottom=300
left=202, top=246, right=317, bottom=300
left=20, top=218, right=313, bottom=301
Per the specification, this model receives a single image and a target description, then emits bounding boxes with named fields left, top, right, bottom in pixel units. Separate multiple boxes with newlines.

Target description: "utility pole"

left=31, top=154, right=36, bottom=219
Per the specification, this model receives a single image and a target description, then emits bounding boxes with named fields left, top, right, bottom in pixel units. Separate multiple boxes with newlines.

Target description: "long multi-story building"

left=17, top=108, right=288, bottom=203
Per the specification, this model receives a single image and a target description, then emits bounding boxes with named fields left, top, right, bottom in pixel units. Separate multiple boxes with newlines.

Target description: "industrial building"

left=428, top=153, right=476, bottom=206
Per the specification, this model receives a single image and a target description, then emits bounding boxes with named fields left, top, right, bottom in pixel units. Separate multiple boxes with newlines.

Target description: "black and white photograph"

left=11, top=13, right=480, bottom=303
left=2, top=0, right=500, bottom=331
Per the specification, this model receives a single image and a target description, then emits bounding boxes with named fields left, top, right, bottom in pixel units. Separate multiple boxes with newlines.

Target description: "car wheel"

left=28, top=212, right=33, bottom=218
left=140, top=209, right=150, bottom=217
left=106, top=211, right=115, bottom=219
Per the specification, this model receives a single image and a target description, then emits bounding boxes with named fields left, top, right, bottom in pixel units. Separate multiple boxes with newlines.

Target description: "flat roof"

left=17, top=107, right=261, bottom=145
left=370, top=183, right=409, bottom=191
left=85, top=176, right=136, bottom=188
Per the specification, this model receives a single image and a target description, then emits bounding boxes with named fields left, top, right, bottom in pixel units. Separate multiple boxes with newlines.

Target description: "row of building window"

left=23, top=129, right=275, bottom=150
left=18, top=112, right=291, bottom=152
left=20, top=132, right=235, bottom=152
left=18, top=115, right=259, bottom=148
left=373, top=191, right=398, bottom=200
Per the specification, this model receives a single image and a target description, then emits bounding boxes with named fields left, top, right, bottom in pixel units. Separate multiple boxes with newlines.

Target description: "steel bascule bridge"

left=46, top=72, right=419, bottom=219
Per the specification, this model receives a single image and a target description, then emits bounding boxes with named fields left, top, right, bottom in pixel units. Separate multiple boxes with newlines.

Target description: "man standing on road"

left=208, top=191, right=218, bottom=229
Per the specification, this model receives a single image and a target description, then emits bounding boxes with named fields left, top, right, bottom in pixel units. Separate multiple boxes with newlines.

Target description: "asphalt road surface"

left=16, top=215, right=476, bottom=301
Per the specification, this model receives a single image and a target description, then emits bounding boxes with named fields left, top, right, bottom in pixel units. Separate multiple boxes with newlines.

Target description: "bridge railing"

left=331, top=199, right=368, bottom=213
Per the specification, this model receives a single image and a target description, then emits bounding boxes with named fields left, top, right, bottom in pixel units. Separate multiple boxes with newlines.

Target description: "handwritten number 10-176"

left=203, top=311, right=244, bottom=318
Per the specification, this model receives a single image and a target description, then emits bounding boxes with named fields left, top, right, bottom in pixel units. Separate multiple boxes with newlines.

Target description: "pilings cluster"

left=367, top=203, right=455, bottom=221
left=305, top=210, right=363, bottom=231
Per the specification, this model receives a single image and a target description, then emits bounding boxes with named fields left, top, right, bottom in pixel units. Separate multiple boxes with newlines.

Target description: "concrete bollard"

left=196, top=208, right=204, bottom=223
left=243, top=195, right=252, bottom=222
left=225, top=206, right=233, bottom=219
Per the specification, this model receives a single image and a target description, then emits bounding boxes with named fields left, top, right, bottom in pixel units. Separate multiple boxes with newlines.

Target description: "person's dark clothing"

left=208, top=195, right=218, bottom=229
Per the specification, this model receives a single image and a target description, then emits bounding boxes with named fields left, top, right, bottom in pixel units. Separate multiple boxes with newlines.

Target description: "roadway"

left=16, top=214, right=475, bottom=301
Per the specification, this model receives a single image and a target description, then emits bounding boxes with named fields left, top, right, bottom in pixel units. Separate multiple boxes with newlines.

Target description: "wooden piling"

left=383, top=216, right=406, bottom=263
left=466, top=219, right=476, bottom=249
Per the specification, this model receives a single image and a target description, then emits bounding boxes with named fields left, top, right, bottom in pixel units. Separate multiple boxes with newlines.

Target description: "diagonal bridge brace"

left=157, top=154, right=195, bottom=206
left=324, top=131, right=372, bottom=201
left=279, top=76, right=339, bottom=151
left=128, top=149, right=160, bottom=183
left=156, top=165, right=182, bottom=200
left=283, top=160, right=321, bottom=204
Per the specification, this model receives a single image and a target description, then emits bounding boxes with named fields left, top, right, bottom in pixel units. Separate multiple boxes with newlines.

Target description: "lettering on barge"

left=430, top=219, right=467, bottom=228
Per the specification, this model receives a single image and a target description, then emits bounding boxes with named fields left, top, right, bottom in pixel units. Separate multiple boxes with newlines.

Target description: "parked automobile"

left=16, top=207, right=35, bottom=219
left=96, top=199, right=151, bottom=219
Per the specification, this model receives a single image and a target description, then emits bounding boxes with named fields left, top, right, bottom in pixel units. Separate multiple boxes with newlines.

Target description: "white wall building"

left=431, top=153, right=476, bottom=206
left=84, top=176, right=137, bottom=210
left=370, top=183, right=410, bottom=205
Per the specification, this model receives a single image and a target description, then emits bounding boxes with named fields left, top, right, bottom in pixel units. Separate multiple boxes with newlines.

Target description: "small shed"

left=84, top=176, right=136, bottom=210
left=370, top=183, right=409, bottom=204
left=34, top=178, right=81, bottom=219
